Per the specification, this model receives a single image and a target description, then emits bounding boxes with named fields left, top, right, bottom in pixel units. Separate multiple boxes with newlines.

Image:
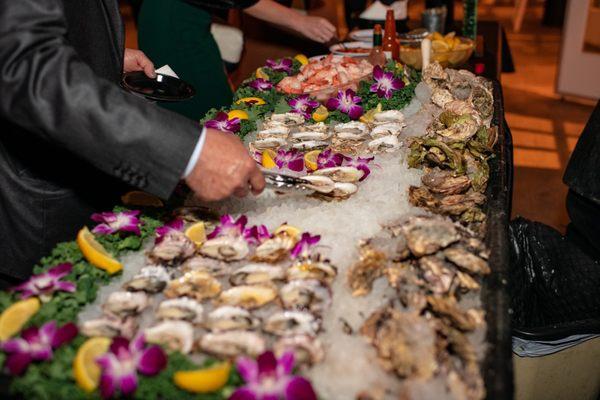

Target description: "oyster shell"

left=367, top=135, right=400, bottom=153
left=328, top=182, right=358, bottom=198
left=335, top=130, right=369, bottom=141
left=253, top=232, right=298, bottom=262
left=148, top=230, right=195, bottom=266
left=443, top=246, right=490, bottom=275
left=287, top=259, right=337, bottom=284
left=229, top=263, right=285, bottom=286
left=301, top=175, right=335, bottom=194
left=199, top=330, right=266, bottom=358
left=205, top=306, right=261, bottom=332
left=418, top=256, right=455, bottom=295
left=181, top=256, right=232, bottom=277
left=80, top=316, right=137, bottom=339
left=422, top=62, right=448, bottom=87
left=250, top=137, right=287, bottom=152
left=348, top=243, right=388, bottom=297
left=299, top=122, right=328, bottom=133
left=279, top=279, right=332, bottom=314
left=290, top=130, right=331, bottom=142
left=291, top=140, right=329, bottom=151
left=399, top=216, right=460, bottom=257
left=264, top=311, right=320, bottom=337
left=370, top=123, right=404, bottom=138
left=256, top=126, right=290, bottom=140
left=313, top=166, right=363, bottom=183
left=144, top=320, right=194, bottom=354
left=156, top=297, right=204, bottom=324
left=164, top=270, right=222, bottom=301
left=431, top=88, right=454, bottom=108
left=200, top=235, right=249, bottom=262
left=426, top=296, right=481, bottom=331
left=273, top=335, right=325, bottom=366
left=269, top=112, right=305, bottom=126
left=373, top=110, right=405, bottom=124
left=334, top=121, right=368, bottom=135
left=422, top=169, right=471, bottom=195
left=123, top=265, right=170, bottom=293
left=103, top=291, right=149, bottom=318
left=218, top=285, right=277, bottom=309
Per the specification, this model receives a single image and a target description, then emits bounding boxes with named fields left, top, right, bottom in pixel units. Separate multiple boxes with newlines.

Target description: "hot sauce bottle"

left=369, top=24, right=387, bottom=66
left=382, top=9, right=399, bottom=61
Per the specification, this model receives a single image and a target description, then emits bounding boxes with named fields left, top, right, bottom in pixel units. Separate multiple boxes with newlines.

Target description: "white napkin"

left=360, top=0, right=408, bottom=21
left=155, top=65, right=179, bottom=79
left=211, top=23, right=244, bottom=64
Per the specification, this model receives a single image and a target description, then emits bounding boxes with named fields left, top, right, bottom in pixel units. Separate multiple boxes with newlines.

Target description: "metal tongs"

left=262, top=169, right=313, bottom=193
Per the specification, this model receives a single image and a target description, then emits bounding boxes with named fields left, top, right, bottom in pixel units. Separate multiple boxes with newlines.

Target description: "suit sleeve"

left=0, top=0, right=201, bottom=199
left=184, top=0, right=260, bottom=10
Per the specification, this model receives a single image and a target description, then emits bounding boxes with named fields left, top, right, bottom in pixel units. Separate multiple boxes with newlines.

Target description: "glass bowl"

left=399, top=37, right=475, bottom=70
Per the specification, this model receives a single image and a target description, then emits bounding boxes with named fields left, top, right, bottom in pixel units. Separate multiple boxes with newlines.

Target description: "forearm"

left=243, top=0, right=303, bottom=31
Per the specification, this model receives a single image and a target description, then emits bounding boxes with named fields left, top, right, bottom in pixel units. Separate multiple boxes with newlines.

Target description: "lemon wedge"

left=255, top=67, right=269, bottom=80
left=77, top=227, right=123, bottom=275
left=0, top=298, right=41, bottom=341
left=274, top=224, right=301, bottom=239
left=294, top=54, right=309, bottom=66
left=261, top=149, right=277, bottom=169
left=74, top=337, right=111, bottom=392
left=121, top=191, right=163, bottom=207
left=236, top=97, right=266, bottom=106
left=227, top=109, right=249, bottom=121
left=304, top=150, right=321, bottom=171
left=185, top=222, right=207, bottom=247
left=360, top=103, right=382, bottom=123
left=312, top=105, right=329, bottom=123
left=173, top=362, right=231, bottom=393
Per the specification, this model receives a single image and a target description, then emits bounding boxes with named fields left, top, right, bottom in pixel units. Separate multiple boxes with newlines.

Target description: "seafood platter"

left=0, top=53, right=511, bottom=400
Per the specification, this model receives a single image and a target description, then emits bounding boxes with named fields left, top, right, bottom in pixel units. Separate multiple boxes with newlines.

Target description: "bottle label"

left=384, top=51, right=392, bottom=60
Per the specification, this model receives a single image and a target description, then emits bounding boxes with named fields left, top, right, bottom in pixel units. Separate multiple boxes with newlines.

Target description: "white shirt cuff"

left=183, top=126, right=207, bottom=178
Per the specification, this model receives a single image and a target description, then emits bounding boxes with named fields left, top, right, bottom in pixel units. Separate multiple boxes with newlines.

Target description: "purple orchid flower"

left=369, top=65, right=404, bottom=99
left=344, top=156, right=375, bottom=181
left=290, top=232, right=321, bottom=259
left=91, top=210, right=142, bottom=236
left=11, top=263, right=76, bottom=301
left=205, top=112, right=241, bottom=133
left=266, top=58, right=293, bottom=74
left=155, top=219, right=184, bottom=244
left=207, top=215, right=248, bottom=240
left=96, top=335, right=167, bottom=399
left=2, top=321, right=78, bottom=376
left=274, top=148, right=305, bottom=172
left=244, top=225, right=271, bottom=245
left=230, top=351, right=317, bottom=400
left=325, top=89, right=364, bottom=120
left=288, top=95, right=319, bottom=120
left=316, top=149, right=345, bottom=169
left=248, top=78, right=273, bottom=91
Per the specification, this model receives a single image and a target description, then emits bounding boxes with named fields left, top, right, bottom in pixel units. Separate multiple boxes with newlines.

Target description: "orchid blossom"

left=96, top=335, right=167, bottom=399
left=344, top=156, right=375, bottom=181
left=369, top=65, right=404, bottom=99
left=265, top=58, right=293, bottom=74
left=290, top=232, right=321, bottom=259
left=205, top=112, right=241, bottom=133
left=244, top=225, right=271, bottom=245
left=325, top=89, right=364, bottom=120
left=2, top=321, right=78, bottom=376
left=288, top=95, right=319, bottom=120
left=91, top=210, right=142, bottom=236
left=11, top=263, right=76, bottom=302
left=207, top=215, right=248, bottom=239
left=155, top=219, right=184, bottom=244
left=316, top=149, right=345, bottom=169
left=231, top=351, right=317, bottom=400
left=274, top=149, right=305, bottom=172
left=248, top=78, right=273, bottom=91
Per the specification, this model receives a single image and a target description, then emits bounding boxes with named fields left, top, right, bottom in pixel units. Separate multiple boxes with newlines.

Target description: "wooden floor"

left=122, top=1, right=597, bottom=233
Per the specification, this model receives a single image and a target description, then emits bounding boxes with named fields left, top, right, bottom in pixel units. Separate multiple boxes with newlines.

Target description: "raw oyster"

left=287, top=259, right=337, bottom=284
left=334, top=121, right=368, bottom=135
left=348, top=243, right=388, bottom=297
left=269, top=112, right=305, bottom=126
left=156, top=297, right=204, bottom=324
left=335, top=130, right=369, bottom=141
left=291, top=140, right=329, bottom=151
left=250, top=137, right=287, bottom=151
left=279, top=279, right=332, bottom=314
left=313, top=166, right=363, bottom=183
left=399, top=216, right=460, bottom=257
left=426, top=296, right=481, bottom=331
left=103, top=291, right=149, bottom=318
left=252, top=232, right=298, bottom=263
left=443, top=246, right=490, bottom=275
left=123, top=265, right=170, bottom=293
left=455, top=270, right=480, bottom=291
left=370, top=123, right=404, bottom=138
left=264, top=311, right=320, bottom=336
left=299, top=122, right=328, bottom=133
left=256, top=126, right=290, bottom=140
left=301, top=175, right=336, bottom=194
left=373, top=110, right=405, bottom=124
left=290, top=130, right=331, bottom=142
left=144, top=320, right=194, bottom=354
left=148, top=230, right=195, bottom=265
left=218, top=285, right=277, bottom=309
left=200, top=235, right=249, bottom=262
left=229, top=263, right=285, bottom=286
left=205, top=306, right=261, bottom=332
left=328, top=182, right=358, bottom=198
left=164, top=270, right=222, bottom=301
left=418, top=256, right=455, bottom=295
left=172, top=206, right=220, bottom=224
left=199, top=330, right=265, bottom=358
left=273, top=335, right=325, bottom=366
left=80, top=315, right=137, bottom=339
left=181, top=255, right=231, bottom=277
left=367, top=135, right=400, bottom=153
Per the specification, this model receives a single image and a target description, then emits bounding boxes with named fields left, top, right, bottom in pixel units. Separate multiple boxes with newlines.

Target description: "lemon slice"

left=0, top=298, right=41, bottom=341
left=261, top=149, right=277, bottom=169
left=304, top=150, right=321, bottom=171
left=432, top=40, right=450, bottom=53
left=255, top=67, right=269, bottom=80
left=173, top=362, right=231, bottom=394
left=236, top=97, right=266, bottom=106
left=431, top=31, right=444, bottom=41
left=360, top=103, right=382, bottom=123
left=312, top=105, right=329, bottom=123
left=274, top=224, right=301, bottom=239
left=74, top=337, right=111, bottom=392
left=77, top=227, right=123, bottom=275
left=294, top=54, right=309, bottom=66
left=185, top=222, right=207, bottom=247
left=121, top=191, right=163, bottom=207
left=227, top=109, right=249, bottom=121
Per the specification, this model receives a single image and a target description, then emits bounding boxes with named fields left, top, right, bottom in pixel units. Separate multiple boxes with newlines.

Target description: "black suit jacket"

left=0, top=0, right=202, bottom=279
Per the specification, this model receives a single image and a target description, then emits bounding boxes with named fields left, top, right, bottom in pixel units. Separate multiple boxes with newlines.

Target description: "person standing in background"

left=138, top=0, right=337, bottom=122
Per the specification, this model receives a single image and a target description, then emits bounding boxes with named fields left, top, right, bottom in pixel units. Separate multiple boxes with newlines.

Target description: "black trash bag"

left=509, top=217, right=600, bottom=338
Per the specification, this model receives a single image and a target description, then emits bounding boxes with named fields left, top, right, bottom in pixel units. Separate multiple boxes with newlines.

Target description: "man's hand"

left=123, top=48, right=155, bottom=78
left=185, top=129, right=265, bottom=202
left=294, top=15, right=336, bottom=43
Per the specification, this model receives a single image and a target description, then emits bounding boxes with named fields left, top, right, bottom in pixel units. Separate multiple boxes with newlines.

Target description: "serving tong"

left=261, top=169, right=313, bottom=193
